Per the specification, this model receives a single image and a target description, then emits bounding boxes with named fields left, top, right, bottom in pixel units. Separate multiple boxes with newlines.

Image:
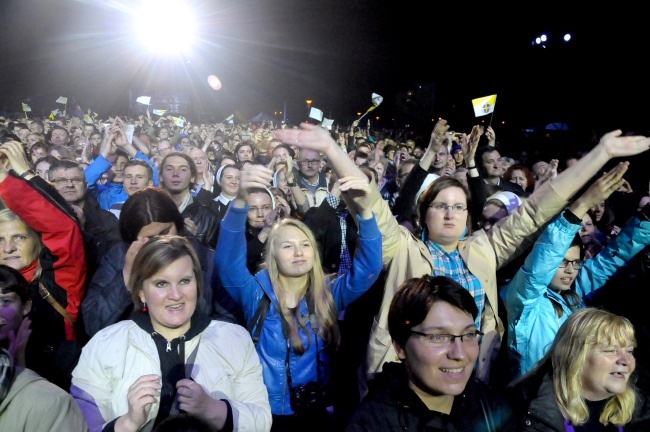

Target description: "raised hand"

left=0, top=140, right=32, bottom=178
left=339, top=175, right=372, bottom=218
left=274, top=123, right=333, bottom=154
left=600, top=129, right=650, bottom=159
left=485, top=126, right=496, bottom=146
left=237, top=163, right=274, bottom=202
left=569, top=162, right=629, bottom=217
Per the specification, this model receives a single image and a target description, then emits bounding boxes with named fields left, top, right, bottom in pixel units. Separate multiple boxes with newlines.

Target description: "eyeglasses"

left=428, top=202, right=468, bottom=213
left=559, top=259, right=583, bottom=270
left=300, top=159, right=321, bottom=167
left=51, top=177, right=86, bottom=186
left=410, top=330, right=484, bottom=347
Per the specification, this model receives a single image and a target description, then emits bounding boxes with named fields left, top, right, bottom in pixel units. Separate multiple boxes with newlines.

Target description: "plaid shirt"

left=326, top=194, right=352, bottom=275
left=425, top=239, right=485, bottom=330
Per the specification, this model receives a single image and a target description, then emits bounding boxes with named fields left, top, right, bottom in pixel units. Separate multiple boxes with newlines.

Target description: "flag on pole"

left=309, top=107, right=324, bottom=122
left=471, top=94, right=497, bottom=117
left=152, top=109, right=167, bottom=116
left=22, top=103, right=31, bottom=112
left=358, top=92, right=383, bottom=121
left=56, top=96, right=68, bottom=104
left=84, top=114, right=93, bottom=123
left=49, top=109, right=60, bottom=120
left=172, top=116, right=185, bottom=127
left=322, top=118, right=334, bottom=129
left=224, top=114, right=234, bottom=123
left=136, top=96, right=151, bottom=105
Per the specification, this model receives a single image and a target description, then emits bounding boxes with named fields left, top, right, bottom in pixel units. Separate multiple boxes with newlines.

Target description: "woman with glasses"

left=273, top=121, right=650, bottom=389
left=505, top=164, right=650, bottom=379
left=345, top=275, right=516, bottom=431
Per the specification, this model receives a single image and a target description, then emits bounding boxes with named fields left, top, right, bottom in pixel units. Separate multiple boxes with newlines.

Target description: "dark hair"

left=475, top=145, right=503, bottom=176
left=0, top=264, right=32, bottom=304
left=119, top=187, right=185, bottom=243
left=551, top=234, right=585, bottom=317
left=49, top=145, right=77, bottom=162
left=234, top=141, right=254, bottom=160
left=417, top=176, right=472, bottom=236
left=34, top=155, right=60, bottom=168
left=0, top=131, right=21, bottom=144
left=124, top=158, right=154, bottom=182
left=272, top=143, right=295, bottom=159
left=47, top=125, right=70, bottom=141
left=388, top=275, right=478, bottom=348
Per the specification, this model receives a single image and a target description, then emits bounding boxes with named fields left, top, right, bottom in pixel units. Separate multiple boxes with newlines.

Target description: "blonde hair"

left=551, top=308, right=637, bottom=427
left=0, top=209, right=42, bottom=279
left=265, top=218, right=339, bottom=354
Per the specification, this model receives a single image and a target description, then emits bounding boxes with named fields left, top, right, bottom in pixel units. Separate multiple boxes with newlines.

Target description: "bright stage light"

left=135, top=0, right=197, bottom=54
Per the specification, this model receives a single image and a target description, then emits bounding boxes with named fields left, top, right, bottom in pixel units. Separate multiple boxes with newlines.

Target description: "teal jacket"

left=506, top=210, right=650, bottom=377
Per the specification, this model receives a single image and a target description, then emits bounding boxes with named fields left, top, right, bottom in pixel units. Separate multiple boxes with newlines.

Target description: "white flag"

left=321, top=118, right=334, bottom=128
left=152, top=109, right=167, bottom=116
left=136, top=96, right=151, bottom=105
left=309, top=107, right=324, bottom=122
left=56, top=96, right=68, bottom=104
left=371, top=93, right=383, bottom=107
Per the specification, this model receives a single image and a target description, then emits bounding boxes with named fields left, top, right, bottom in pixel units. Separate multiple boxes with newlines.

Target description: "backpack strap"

left=247, top=294, right=271, bottom=346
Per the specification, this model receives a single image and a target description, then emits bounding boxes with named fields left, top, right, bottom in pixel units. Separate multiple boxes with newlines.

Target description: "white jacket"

left=71, top=319, right=271, bottom=432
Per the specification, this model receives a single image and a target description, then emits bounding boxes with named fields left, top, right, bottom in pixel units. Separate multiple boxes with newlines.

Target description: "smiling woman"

left=71, top=235, right=272, bottom=432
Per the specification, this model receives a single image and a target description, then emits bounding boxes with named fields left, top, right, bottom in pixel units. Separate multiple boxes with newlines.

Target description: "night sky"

left=1, top=1, right=649, bottom=138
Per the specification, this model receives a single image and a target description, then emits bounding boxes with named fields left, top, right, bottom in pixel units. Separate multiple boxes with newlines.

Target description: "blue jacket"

left=506, top=211, right=650, bottom=377
left=85, top=153, right=159, bottom=210
left=214, top=204, right=382, bottom=415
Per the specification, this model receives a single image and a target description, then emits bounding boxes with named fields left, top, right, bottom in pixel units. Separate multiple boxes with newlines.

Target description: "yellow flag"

left=472, top=94, right=497, bottom=117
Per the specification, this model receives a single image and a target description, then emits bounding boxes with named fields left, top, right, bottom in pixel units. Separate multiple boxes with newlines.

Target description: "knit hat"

left=451, top=144, right=462, bottom=154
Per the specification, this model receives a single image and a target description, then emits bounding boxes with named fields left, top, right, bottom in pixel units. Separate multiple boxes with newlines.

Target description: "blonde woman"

left=214, top=161, right=382, bottom=431
left=507, top=308, right=650, bottom=431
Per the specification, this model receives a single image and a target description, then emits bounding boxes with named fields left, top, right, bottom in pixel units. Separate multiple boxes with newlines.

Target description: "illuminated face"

left=124, top=165, right=153, bottom=196
left=532, top=161, right=549, bottom=180
left=34, top=160, right=51, bottom=180
left=481, top=150, right=503, bottom=179
left=158, top=127, right=170, bottom=140
left=158, top=140, right=173, bottom=157
left=425, top=186, right=468, bottom=251
left=581, top=339, right=635, bottom=401
left=26, top=134, right=42, bottom=147
left=273, top=146, right=291, bottom=163
left=273, top=225, right=315, bottom=278
left=83, top=125, right=95, bottom=138
left=580, top=213, right=596, bottom=245
left=162, top=156, right=194, bottom=195
left=0, top=219, right=40, bottom=271
left=396, top=301, right=479, bottom=402
left=50, top=167, right=87, bottom=206
left=247, top=191, right=272, bottom=229
left=591, top=203, right=605, bottom=222
left=432, top=146, right=450, bottom=170
left=509, top=169, right=528, bottom=191
left=31, top=146, right=47, bottom=163
left=138, top=255, right=197, bottom=341
left=18, top=128, right=30, bottom=143
left=549, top=245, right=581, bottom=291
left=373, top=163, right=385, bottom=180
left=0, top=290, right=31, bottom=342
left=50, top=128, right=69, bottom=145
left=220, top=166, right=240, bottom=198
left=298, top=149, right=321, bottom=179
left=268, top=140, right=282, bottom=156
left=111, top=155, right=129, bottom=183
left=180, top=137, right=192, bottom=151
left=237, top=145, right=253, bottom=162
left=189, top=149, right=207, bottom=174
left=90, top=133, right=102, bottom=148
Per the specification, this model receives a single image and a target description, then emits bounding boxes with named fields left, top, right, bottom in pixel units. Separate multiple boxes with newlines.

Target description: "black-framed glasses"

left=410, top=330, right=484, bottom=347
left=300, top=159, right=321, bottom=167
left=559, top=259, right=583, bottom=270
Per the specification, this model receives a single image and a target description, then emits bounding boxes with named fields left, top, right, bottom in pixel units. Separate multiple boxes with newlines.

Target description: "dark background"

left=1, top=2, right=649, bottom=145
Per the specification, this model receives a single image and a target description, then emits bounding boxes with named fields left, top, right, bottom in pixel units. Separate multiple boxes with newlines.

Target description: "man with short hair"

left=108, top=159, right=154, bottom=218
left=47, top=126, right=71, bottom=146
left=157, top=138, right=174, bottom=158
left=160, top=152, right=220, bottom=249
left=49, top=159, right=121, bottom=280
left=430, top=144, right=451, bottom=176
left=476, top=146, right=525, bottom=195
left=297, top=148, right=329, bottom=207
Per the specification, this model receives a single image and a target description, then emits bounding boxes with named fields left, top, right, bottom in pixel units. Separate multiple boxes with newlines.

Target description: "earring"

left=142, top=302, right=148, bottom=313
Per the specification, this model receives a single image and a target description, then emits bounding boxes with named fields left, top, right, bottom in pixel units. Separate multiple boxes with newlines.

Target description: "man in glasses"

left=297, top=148, right=329, bottom=208
left=345, top=275, right=516, bottom=431
left=48, top=159, right=121, bottom=281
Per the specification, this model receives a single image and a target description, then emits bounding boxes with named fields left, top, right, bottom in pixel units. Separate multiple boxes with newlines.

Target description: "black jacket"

left=82, top=194, right=121, bottom=280
left=182, top=200, right=220, bottom=249
left=345, top=362, right=516, bottom=432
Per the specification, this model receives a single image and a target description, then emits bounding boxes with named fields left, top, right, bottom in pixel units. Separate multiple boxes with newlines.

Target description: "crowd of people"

left=0, top=109, right=649, bottom=431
